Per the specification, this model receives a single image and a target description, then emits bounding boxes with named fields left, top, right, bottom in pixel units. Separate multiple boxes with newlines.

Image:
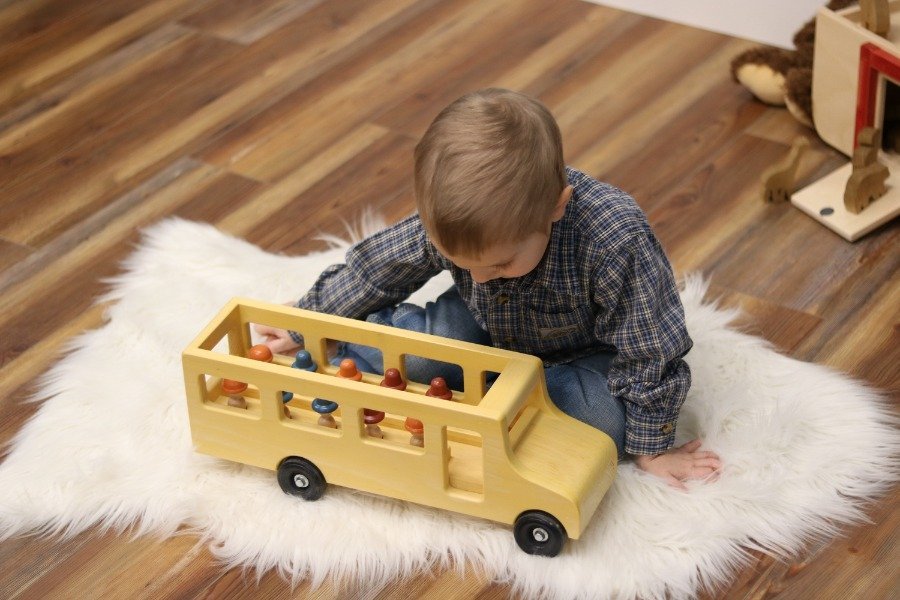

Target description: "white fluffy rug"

left=1, top=218, right=897, bottom=600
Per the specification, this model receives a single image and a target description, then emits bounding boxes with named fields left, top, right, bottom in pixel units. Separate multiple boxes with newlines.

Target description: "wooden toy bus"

left=182, top=297, right=617, bottom=556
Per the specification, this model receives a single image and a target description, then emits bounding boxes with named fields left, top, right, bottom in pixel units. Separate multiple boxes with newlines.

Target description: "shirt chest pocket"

left=522, top=296, right=596, bottom=352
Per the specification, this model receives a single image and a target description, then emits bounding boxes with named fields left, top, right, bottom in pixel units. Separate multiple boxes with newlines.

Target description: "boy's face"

left=438, top=231, right=552, bottom=283
left=436, top=185, right=573, bottom=284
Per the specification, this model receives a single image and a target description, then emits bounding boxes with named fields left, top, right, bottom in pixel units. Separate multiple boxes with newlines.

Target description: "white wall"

left=583, top=0, right=829, bottom=48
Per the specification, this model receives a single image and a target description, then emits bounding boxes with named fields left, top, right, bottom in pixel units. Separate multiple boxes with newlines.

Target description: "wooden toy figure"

left=860, top=0, right=890, bottom=37
left=311, top=399, right=339, bottom=428
left=221, top=345, right=274, bottom=409
left=368, top=368, right=406, bottom=439
left=405, top=417, right=425, bottom=448
left=336, top=358, right=362, bottom=382
left=845, top=127, right=890, bottom=214
left=282, top=350, right=318, bottom=407
left=404, top=376, right=454, bottom=447
left=248, top=344, right=274, bottom=363
left=761, top=137, right=809, bottom=203
left=425, top=377, right=453, bottom=400
left=222, top=379, right=248, bottom=409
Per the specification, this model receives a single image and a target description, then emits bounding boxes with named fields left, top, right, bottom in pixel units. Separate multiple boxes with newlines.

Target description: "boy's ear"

left=551, top=185, right=573, bottom=222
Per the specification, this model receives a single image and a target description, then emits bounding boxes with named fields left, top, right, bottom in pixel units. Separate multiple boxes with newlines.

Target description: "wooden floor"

left=1, top=0, right=897, bottom=598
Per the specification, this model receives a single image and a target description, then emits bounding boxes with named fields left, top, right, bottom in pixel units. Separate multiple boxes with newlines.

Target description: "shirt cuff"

left=624, top=411, right=678, bottom=456
left=288, top=330, right=304, bottom=346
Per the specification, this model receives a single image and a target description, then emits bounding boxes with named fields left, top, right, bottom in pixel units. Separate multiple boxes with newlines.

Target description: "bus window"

left=196, top=373, right=263, bottom=417
left=481, top=370, right=500, bottom=397
left=325, top=338, right=383, bottom=375
left=401, top=353, right=464, bottom=391
left=358, top=405, right=427, bottom=454
left=507, top=404, right=539, bottom=450
left=280, top=389, right=344, bottom=436
left=445, top=427, right=484, bottom=496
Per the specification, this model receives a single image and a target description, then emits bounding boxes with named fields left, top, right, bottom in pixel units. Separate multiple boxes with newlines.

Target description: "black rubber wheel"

left=277, top=456, right=326, bottom=501
left=513, top=510, right=567, bottom=557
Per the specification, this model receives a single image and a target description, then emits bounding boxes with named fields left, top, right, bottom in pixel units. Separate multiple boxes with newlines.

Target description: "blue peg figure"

left=282, top=350, right=318, bottom=403
left=312, top=398, right=339, bottom=428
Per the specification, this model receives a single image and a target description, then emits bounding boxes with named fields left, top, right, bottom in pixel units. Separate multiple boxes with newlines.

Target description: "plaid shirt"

left=294, top=168, right=692, bottom=455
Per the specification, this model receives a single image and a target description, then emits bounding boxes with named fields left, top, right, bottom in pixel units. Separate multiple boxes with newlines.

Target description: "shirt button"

left=660, top=423, right=674, bottom=434
left=496, top=294, right=510, bottom=305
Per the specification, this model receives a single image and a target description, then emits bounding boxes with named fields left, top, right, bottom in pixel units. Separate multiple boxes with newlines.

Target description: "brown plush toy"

left=730, top=0, right=857, bottom=128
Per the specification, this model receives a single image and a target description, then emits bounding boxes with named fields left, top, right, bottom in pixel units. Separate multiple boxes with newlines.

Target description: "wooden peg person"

left=222, top=379, right=248, bottom=409
left=282, top=350, right=319, bottom=418
left=426, top=376, right=453, bottom=400
left=364, top=368, right=405, bottom=439
left=405, top=417, right=424, bottom=447
left=247, top=344, right=274, bottom=363
left=312, top=399, right=339, bottom=428
left=336, top=358, right=362, bottom=381
left=364, top=409, right=386, bottom=438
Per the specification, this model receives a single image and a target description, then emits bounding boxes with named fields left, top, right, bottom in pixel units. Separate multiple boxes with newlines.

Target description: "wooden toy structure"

left=182, top=298, right=617, bottom=556
left=791, top=0, right=900, bottom=241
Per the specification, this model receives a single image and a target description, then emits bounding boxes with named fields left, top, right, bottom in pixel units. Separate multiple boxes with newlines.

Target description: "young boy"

left=257, top=88, right=720, bottom=489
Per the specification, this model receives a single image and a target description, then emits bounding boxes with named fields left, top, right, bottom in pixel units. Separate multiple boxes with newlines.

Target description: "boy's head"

left=414, top=88, right=570, bottom=278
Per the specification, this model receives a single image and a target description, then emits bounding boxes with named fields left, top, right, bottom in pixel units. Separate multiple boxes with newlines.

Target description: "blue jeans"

left=337, top=287, right=626, bottom=457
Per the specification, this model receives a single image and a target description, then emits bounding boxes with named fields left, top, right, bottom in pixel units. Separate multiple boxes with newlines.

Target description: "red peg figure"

left=381, top=368, right=407, bottom=391
left=222, top=378, right=248, bottom=409
left=364, top=409, right=386, bottom=438
left=361, top=368, right=402, bottom=439
left=426, top=376, right=453, bottom=400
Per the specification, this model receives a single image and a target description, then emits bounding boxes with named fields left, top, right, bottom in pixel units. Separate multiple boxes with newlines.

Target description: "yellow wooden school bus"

left=182, top=297, right=617, bottom=556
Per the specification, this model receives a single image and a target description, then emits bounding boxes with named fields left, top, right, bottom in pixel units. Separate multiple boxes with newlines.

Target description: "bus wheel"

left=277, top=457, right=326, bottom=501
left=513, top=510, right=566, bottom=557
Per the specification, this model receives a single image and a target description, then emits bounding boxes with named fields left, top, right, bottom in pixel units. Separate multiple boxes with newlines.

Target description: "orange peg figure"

left=336, top=358, right=362, bottom=381
left=405, top=417, right=424, bottom=448
left=248, top=344, right=274, bottom=363
left=222, top=378, right=248, bottom=409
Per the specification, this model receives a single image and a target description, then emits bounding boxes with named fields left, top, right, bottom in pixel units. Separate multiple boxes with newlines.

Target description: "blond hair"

left=414, top=88, right=566, bottom=257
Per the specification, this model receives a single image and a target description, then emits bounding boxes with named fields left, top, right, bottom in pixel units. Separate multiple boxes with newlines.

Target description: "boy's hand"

left=633, top=439, right=721, bottom=491
left=253, top=323, right=301, bottom=355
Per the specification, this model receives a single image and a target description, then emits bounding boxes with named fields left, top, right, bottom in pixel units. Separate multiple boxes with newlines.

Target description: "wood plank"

left=0, top=33, right=246, bottom=247
left=215, top=123, right=391, bottom=240
left=0, top=22, right=194, bottom=140
left=0, top=161, right=263, bottom=441
left=704, top=284, right=824, bottom=355
left=372, top=0, right=610, bottom=139
left=203, top=0, right=593, bottom=182
left=181, top=0, right=324, bottom=45
left=193, top=0, right=466, bottom=171
left=243, top=130, right=417, bottom=254
left=0, top=532, right=98, bottom=600
left=0, top=237, right=31, bottom=272
left=0, top=0, right=205, bottom=109
left=114, top=0, right=435, bottom=185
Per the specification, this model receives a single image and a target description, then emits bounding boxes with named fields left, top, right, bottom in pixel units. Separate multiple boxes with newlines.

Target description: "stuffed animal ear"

left=784, top=68, right=814, bottom=127
left=730, top=47, right=799, bottom=105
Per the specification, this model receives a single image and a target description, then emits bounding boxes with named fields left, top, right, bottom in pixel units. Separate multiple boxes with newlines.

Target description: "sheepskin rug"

left=0, top=217, right=896, bottom=600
